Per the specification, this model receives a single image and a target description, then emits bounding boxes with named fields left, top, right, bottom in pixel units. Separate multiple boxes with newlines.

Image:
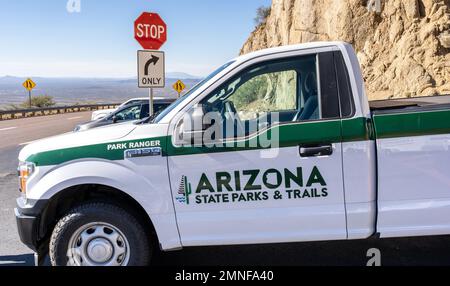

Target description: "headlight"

left=18, top=161, right=35, bottom=196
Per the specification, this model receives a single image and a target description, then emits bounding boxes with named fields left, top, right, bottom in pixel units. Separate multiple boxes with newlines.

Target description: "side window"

left=318, top=52, right=340, bottom=119
left=333, top=51, right=355, bottom=118
left=113, top=105, right=141, bottom=121
left=200, top=55, right=322, bottom=139
left=227, top=70, right=298, bottom=121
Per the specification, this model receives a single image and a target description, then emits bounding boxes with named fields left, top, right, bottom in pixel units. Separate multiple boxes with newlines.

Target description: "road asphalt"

left=0, top=112, right=91, bottom=266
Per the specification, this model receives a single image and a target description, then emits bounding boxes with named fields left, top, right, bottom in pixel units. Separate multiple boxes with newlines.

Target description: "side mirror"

left=112, top=115, right=118, bottom=123
left=180, top=104, right=208, bottom=144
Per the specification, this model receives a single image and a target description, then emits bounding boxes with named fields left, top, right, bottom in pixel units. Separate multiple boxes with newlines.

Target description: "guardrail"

left=0, top=103, right=120, bottom=121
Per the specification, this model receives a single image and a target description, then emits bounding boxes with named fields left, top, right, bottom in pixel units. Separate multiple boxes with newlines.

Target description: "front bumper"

left=15, top=208, right=39, bottom=251
left=15, top=198, right=48, bottom=252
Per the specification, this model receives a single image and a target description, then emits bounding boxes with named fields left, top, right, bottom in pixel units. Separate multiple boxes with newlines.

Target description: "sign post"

left=138, top=50, right=165, bottom=115
left=134, top=12, right=167, bottom=116
left=149, top=88, right=154, bottom=117
left=22, top=78, right=36, bottom=108
left=172, top=80, right=186, bottom=98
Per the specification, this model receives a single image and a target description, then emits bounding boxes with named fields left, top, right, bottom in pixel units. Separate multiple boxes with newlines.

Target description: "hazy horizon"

left=0, top=71, right=202, bottom=80
left=0, top=76, right=201, bottom=109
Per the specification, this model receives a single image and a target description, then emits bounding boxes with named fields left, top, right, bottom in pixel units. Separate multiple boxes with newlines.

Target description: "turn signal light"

left=18, top=162, right=35, bottom=194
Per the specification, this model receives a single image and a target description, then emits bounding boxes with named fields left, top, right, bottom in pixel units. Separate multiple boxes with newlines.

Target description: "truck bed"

left=371, top=95, right=450, bottom=240
left=370, top=94, right=450, bottom=114
left=370, top=94, right=450, bottom=140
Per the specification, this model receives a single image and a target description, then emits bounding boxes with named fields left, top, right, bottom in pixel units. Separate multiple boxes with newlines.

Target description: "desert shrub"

left=21, top=95, right=56, bottom=108
left=254, top=6, right=271, bottom=27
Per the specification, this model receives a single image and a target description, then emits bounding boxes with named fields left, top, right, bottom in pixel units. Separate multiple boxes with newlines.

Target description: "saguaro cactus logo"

left=177, top=176, right=192, bottom=205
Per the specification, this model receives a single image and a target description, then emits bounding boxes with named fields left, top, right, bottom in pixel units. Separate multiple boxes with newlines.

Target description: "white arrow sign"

left=138, top=50, right=165, bottom=88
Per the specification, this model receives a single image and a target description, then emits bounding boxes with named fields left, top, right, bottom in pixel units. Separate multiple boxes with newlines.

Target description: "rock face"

left=241, top=0, right=450, bottom=100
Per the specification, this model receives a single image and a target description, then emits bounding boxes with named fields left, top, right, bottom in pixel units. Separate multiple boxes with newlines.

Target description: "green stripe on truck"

left=166, top=119, right=344, bottom=157
left=26, top=137, right=169, bottom=167
left=27, top=117, right=372, bottom=166
left=374, top=109, right=450, bottom=139
left=342, top=117, right=372, bottom=141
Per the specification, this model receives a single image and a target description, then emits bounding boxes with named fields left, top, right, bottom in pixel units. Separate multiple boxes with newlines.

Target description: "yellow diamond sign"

left=172, top=80, right=186, bottom=94
left=22, top=78, right=36, bottom=91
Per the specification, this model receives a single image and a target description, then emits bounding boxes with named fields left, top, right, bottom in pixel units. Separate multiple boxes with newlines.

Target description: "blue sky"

left=0, top=0, right=271, bottom=78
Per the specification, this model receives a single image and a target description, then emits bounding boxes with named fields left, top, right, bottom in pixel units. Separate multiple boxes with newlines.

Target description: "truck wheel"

left=49, top=202, right=151, bottom=266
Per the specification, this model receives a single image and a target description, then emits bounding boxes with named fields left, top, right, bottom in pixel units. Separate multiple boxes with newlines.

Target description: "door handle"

left=299, top=144, right=333, bottom=157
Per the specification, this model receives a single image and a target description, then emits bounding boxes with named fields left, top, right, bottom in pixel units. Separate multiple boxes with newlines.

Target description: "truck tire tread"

left=49, top=202, right=151, bottom=266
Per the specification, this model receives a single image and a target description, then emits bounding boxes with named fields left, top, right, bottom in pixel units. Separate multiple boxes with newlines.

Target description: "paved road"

left=0, top=112, right=92, bottom=266
left=0, top=112, right=91, bottom=151
left=2, top=112, right=450, bottom=266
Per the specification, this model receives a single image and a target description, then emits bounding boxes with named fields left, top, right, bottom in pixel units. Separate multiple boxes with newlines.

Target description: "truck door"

left=167, top=52, right=348, bottom=246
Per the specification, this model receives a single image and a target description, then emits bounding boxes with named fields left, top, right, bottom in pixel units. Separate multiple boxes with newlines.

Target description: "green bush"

left=230, top=76, right=269, bottom=110
left=254, top=6, right=271, bottom=27
left=22, top=95, right=56, bottom=108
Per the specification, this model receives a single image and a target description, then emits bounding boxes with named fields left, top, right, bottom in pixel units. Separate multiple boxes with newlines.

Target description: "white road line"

left=0, top=127, right=17, bottom=132
left=67, top=116, right=82, bottom=120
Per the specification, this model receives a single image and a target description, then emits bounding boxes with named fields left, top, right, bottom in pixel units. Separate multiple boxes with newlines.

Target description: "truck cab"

left=15, top=42, right=450, bottom=266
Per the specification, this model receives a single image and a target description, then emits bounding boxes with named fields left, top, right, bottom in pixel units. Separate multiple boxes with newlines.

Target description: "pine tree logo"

left=177, top=175, right=192, bottom=205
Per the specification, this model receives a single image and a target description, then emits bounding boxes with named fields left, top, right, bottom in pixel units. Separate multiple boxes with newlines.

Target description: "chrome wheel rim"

left=67, top=222, right=130, bottom=266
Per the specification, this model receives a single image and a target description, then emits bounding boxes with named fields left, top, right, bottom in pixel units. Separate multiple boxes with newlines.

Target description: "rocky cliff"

left=241, top=0, right=450, bottom=100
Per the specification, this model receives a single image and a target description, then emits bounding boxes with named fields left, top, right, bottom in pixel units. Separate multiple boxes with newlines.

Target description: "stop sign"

left=134, top=12, right=167, bottom=50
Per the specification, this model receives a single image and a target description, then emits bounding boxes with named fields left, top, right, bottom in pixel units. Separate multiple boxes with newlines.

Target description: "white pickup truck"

left=90, top=97, right=166, bottom=121
left=15, top=41, right=450, bottom=266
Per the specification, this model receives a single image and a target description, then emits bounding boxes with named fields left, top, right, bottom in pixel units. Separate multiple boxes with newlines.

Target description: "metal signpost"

left=137, top=50, right=165, bottom=115
left=22, top=78, right=36, bottom=108
left=134, top=12, right=167, bottom=116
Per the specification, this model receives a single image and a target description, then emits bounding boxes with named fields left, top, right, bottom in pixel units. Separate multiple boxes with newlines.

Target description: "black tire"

left=49, top=202, right=151, bottom=266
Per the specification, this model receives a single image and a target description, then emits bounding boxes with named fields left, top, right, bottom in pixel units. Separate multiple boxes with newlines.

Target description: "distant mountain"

left=0, top=75, right=201, bottom=108
left=166, top=72, right=202, bottom=80
left=0, top=76, right=28, bottom=84
left=0, top=72, right=202, bottom=83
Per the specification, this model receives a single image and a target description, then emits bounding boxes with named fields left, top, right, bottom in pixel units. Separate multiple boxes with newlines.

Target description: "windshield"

left=153, top=61, right=235, bottom=123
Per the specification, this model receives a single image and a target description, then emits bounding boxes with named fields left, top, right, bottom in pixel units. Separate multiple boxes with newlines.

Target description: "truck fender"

left=28, top=159, right=182, bottom=250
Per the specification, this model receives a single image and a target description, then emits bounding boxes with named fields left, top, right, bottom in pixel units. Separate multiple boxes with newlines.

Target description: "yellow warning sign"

left=172, top=80, right=186, bottom=94
left=22, top=78, right=36, bottom=91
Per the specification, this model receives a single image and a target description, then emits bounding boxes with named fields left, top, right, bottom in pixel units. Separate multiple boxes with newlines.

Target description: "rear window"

left=334, top=51, right=355, bottom=118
